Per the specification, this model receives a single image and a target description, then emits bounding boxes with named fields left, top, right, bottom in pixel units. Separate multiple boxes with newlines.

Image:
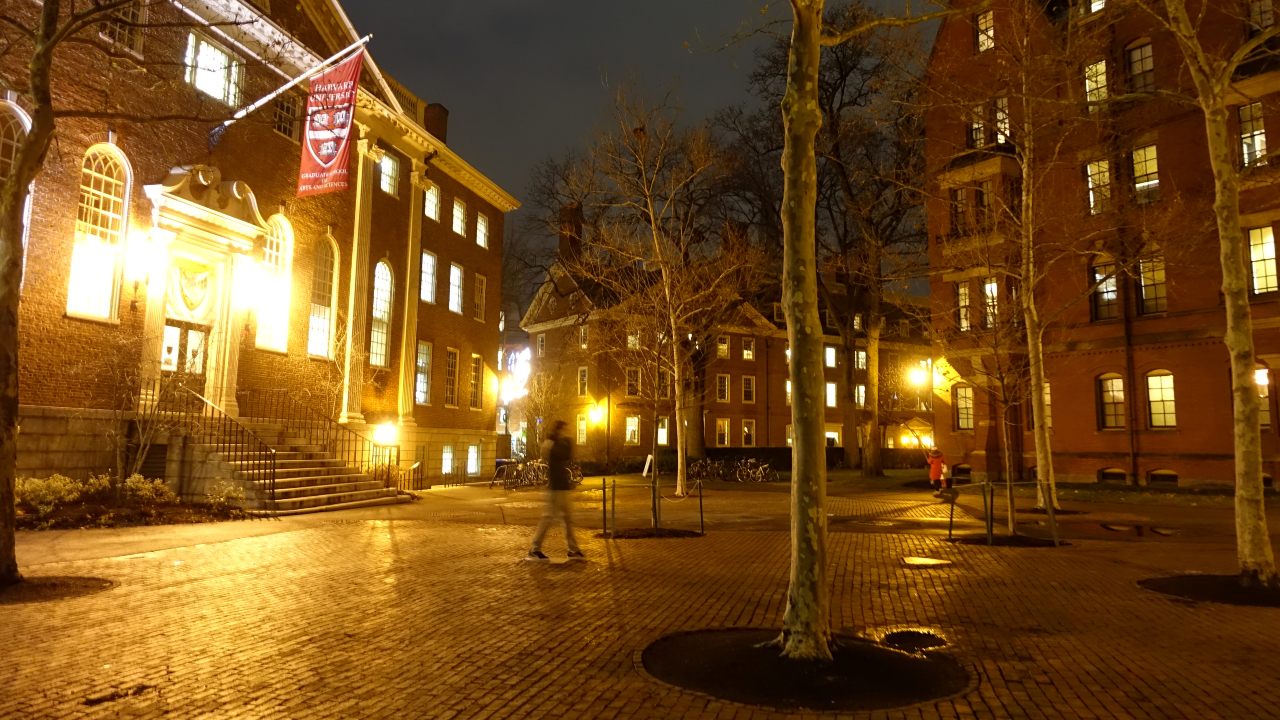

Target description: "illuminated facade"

left=7, top=0, right=517, bottom=508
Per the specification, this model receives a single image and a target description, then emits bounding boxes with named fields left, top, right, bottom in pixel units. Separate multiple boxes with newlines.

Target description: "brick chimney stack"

left=559, top=203, right=583, bottom=260
left=422, top=103, right=449, bottom=144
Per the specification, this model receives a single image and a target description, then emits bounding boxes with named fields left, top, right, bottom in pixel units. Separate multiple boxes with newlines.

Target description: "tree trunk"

left=0, top=0, right=60, bottom=587
left=774, top=0, right=831, bottom=661
left=672, top=339, right=689, bottom=497
left=862, top=314, right=883, bottom=476
left=1200, top=93, right=1278, bottom=587
left=683, top=358, right=706, bottom=461
left=840, top=340, right=861, bottom=469
left=998, top=394, right=1018, bottom=536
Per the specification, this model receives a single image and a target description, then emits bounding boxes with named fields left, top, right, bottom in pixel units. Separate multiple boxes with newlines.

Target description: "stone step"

left=241, top=472, right=372, bottom=490
left=248, top=492, right=408, bottom=517
left=270, top=479, right=388, bottom=500
left=257, top=487, right=403, bottom=513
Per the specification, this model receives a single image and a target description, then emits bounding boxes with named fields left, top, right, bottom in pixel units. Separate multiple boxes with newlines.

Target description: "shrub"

left=204, top=480, right=247, bottom=512
left=122, top=474, right=178, bottom=504
left=15, top=475, right=84, bottom=517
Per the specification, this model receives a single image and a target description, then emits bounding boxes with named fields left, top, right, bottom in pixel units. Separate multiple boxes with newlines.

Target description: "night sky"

left=344, top=1, right=778, bottom=219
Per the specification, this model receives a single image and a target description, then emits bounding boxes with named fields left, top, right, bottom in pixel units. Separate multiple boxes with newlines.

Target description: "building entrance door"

left=160, top=319, right=209, bottom=397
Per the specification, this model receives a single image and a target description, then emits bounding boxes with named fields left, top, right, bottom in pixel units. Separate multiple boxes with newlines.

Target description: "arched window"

left=67, top=144, right=130, bottom=319
left=1099, top=468, right=1127, bottom=483
left=1098, top=373, right=1125, bottom=429
left=1148, top=469, right=1178, bottom=484
left=0, top=103, right=32, bottom=294
left=256, top=215, right=293, bottom=352
left=307, top=236, right=338, bottom=358
left=370, top=260, right=393, bottom=367
left=1146, top=370, right=1176, bottom=427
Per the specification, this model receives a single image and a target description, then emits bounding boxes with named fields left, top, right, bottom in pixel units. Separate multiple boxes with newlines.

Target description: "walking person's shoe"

left=567, top=550, right=586, bottom=560
left=526, top=550, right=549, bottom=561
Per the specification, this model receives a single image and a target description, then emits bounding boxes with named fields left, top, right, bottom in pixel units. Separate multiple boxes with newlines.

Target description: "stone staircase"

left=220, top=421, right=405, bottom=515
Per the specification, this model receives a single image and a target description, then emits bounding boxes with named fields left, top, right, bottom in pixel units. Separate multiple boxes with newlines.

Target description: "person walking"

left=927, top=448, right=947, bottom=497
left=528, top=420, right=584, bottom=561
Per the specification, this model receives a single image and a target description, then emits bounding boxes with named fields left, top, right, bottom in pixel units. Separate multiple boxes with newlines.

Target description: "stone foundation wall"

left=16, top=406, right=122, bottom=481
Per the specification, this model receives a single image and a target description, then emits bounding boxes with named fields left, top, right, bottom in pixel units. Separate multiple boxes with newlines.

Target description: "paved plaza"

left=5, top=478, right=1280, bottom=719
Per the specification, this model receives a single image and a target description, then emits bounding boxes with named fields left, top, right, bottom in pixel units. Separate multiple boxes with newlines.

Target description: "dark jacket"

left=547, top=435, right=574, bottom=490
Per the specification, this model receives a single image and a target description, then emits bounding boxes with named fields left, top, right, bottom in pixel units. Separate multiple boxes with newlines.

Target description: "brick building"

left=7, top=0, right=518, bottom=510
left=520, top=233, right=934, bottom=469
left=927, top=0, right=1280, bottom=486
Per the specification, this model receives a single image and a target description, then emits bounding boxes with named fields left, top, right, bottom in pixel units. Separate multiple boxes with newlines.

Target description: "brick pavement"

left=6, top=497, right=1280, bottom=720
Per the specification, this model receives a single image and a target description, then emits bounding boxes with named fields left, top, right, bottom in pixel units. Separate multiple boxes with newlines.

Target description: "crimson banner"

left=297, top=49, right=364, bottom=197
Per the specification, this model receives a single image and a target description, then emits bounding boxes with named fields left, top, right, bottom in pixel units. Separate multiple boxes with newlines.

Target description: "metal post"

left=985, top=482, right=994, bottom=545
left=947, top=490, right=956, bottom=541
left=611, top=479, right=616, bottom=538
left=602, top=476, right=607, bottom=535
left=698, top=480, right=704, bottom=535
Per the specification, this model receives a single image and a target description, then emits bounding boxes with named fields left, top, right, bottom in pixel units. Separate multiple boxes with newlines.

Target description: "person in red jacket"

left=927, top=448, right=947, bottom=496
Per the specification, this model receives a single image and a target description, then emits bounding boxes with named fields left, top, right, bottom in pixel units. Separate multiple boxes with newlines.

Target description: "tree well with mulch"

left=0, top=577, right=114, bottom=605
left=596, top=528, right=703, bottom=539
left=641, top=628, right=969, bottom=712
left=1139, top=575, right=1280, bottom=608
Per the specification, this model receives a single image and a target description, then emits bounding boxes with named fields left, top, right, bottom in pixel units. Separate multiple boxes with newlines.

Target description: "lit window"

left=786, top=425, right=793, bottom=447
left=716, top=418, right=730, bottom=447
left=452, top=198, right=466, bottom=235
left=658, top=369, right=671, bottom=399
left=424, top=184, right=440, bottom=221
left=824, top=346, right=836, bottom=368
left=950, top=188, right=968, bottom=236
left=467, top=444, right=479, bottom=475
left=1090, top=263, right=1118, bottom=321
left=657, top=417, right=669, bottom=446
left=256, top=216, right=294, bottom=352
left=856, top=384, right=866, bottom=408
left=476, top=213, right=489, bottom=248
left=474, top=273, right=486, bottom=321
left=0, top=105, right=26, bottom=183
left=184, top=34, right=242, bottom=106
left=444, top=348, right=459, bottom=407
left=1132, top=145, right=1159, bottom=203
left=773, top=303, right=783, bottom=322
left=272, top=94, right=303, bottom=142
left=955, top=386, right=974, bottom=430
left=1086, top=159, right=1111, bottom=214
left=626, top=368, right=641, bottom=397
left=1251, top=227, right=1278, bottom=293
left=967, top=104, right=985, bottom=148
left=983, top=277, right=998, bottom=329
left=577, top=415, right=587, bottom=445
left=826, top=382, right=837, bottom=408
left=742, top=375, right=756, bottom=404
left=420, top=251, right=436, bottom=303
left=995, top=97, right=1010, bottom=143
left=1081, top=0, right=1106, bottom=15
left=448, top=263, right=464, bottom=313
left=415, top=342, right=432, bottom=405
left=470, top=355, right=483, bottom=409
left=1258, top=367, right=1272, bottom=428
left=379, top=153, right=399, bottom=196
left=101, top=4, right=146, bottom=53
left=1251, top=0, right=1275, bottom=35
left=1128, top=44, right=1154, bottom=94
left=1099, top=374, right=1126, bottom=428
left=717, top=335, right=730, bottom=359
left=308, top=238, right=337, bottom=357
left=369, top=261, right=393, bottom=366
left=743, top=419, right=756, bottom=447
left=442, top=445, right=454, bottom=475
left=626, top=416, right=640, bottom=445
left=1139, top=256, right=1167, bottom=313
left=579, top=326, right=588, bottom=349
left=1240, top=103, right=1268, bottom=167
left=67, top=146, right=128, bottom=320
left=537, top=334, right=545, bottom=357
left=577, top=367, right=588, bottom=397
left=717, top=374, right=730, bottom=402
left=976, top=11, right=994, bottom=52
left=1146, top=371, right=1176, bottom=427
left=856, top=351, right=867, bottom=370
left=786, top=380, right=792, bottom=405
left=1044, top=382, right=1053, bottom=429
left=1085, top=60, right=1108, bottom=111
left=742, top=338, right=755, bottom=361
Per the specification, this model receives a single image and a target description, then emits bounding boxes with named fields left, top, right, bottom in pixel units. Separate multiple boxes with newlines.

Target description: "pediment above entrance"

left=144, top=165, right=271, bottom=254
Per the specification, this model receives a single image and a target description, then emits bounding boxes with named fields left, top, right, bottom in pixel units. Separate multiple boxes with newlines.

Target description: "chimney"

left=423, top=103, right=449, bottom=144
left=559, top=203, right=583, bottom=261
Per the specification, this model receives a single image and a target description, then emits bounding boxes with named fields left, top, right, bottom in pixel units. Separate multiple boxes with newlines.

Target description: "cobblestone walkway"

left=5, top=514, right=1279, bottom=719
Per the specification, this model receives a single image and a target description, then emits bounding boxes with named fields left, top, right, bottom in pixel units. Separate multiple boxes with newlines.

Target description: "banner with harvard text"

left=297, top=49, right=364, bottom=197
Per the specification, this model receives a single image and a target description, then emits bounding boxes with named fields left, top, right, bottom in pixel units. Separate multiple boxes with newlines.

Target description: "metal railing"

left=235, top=388, right=393, bottom=490
left=179, top=388, right=277, bottom=504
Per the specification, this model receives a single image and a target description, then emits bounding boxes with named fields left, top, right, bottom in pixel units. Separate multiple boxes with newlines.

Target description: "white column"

left=137, top=231, right=174, bottom=409
left=340, top=127, right=382, bottom=424
left=216, top=254, right=250, bottom=417
left=398, top=161, right=426, bottom=427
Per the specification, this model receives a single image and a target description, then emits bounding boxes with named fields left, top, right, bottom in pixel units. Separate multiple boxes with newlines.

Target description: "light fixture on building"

left=588, top=404, right=604, bottom=424
left=907, top=367, right=929, bottom=387
left=372, top=423, right=398, bottom=446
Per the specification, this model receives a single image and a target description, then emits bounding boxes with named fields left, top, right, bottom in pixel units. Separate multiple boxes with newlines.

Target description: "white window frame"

left=444, top=348, right=460, bottom=407
left=256, top=215, right=294, bottom=353
left=716, top=418, right=730, bottom=447
left=742, top=419, right=756, bottom=448
left=424, top=183, right=440, bottom=221
left=976, top=10, right=994, bottom=52
left=577, top=415, right=587, bottom=445
left=625, top=416, right=640, bottom=445
left=369, top=261, right=394, bottom=367
left=717, top=335, right=730, bottom=359
left=716, top=374, right=730, bottom=403
left=742, top=375, right=756, bottom=404
left=657, top=417, right=669, bottom=446
left=1146, top=371, right=1176, bottom=428
left=441, top=445, right=454, bottom=475
left=415, top=341, right=433, bottom=405
left=537, top=334, right=546, bottom=357
left=448, top=263, right=464, bottom=313
left=577, top=367, right=588, bottom=397
left=420, top=251, right=437, bottom=303
left=307, top=235, right=338, bottom=358
left=956, top=386, right=975, bottom=430
left=469, top=354, right=484, bottom=410
left=378, top=153, right=399, bottom=196
left=825, top=382, right=837, bottom=408
left=625, top=367, right=641, bottom=397
left=1250, top=226, right=1279, bottom=294
left=184, top=33, right=242, bottom=106
left=824, top=346, right=836, bottom=368
left=1240, top=102, right=1268, bottom=168
left=1085, top=60, right=1108, bottom=111
left=474, top=273, right=486, bottom=321
left=452, top=198, right=467, bottom=236
left=1132, top=144, right=1159, bottom=203
left=742, top=337, right=755, bottom=361
left=1086, top=159, right=1111, bottom=214
left=476, top=213, right=489, bottom=248
left=467, top=444, right=480, bottom=476
left=67, top=143, right=130, bottom=322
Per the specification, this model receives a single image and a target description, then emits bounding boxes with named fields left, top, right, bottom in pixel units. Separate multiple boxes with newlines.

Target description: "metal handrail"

left=179, top=387, right=277, bottom=506
left=235, top=388, right=393, bottom=490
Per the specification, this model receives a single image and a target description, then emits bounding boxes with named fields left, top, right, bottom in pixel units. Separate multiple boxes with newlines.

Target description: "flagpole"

left=210, top=34, right=371, bottom=148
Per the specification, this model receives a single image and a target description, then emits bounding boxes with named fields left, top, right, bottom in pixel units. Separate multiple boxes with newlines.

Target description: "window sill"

left=444, top=405, right=458, bottom=410
left=256, top=346, right=289, bottom=357
left=64, top=312, right=119, bottom=326
left=308, top=354, right=334, bottom=362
